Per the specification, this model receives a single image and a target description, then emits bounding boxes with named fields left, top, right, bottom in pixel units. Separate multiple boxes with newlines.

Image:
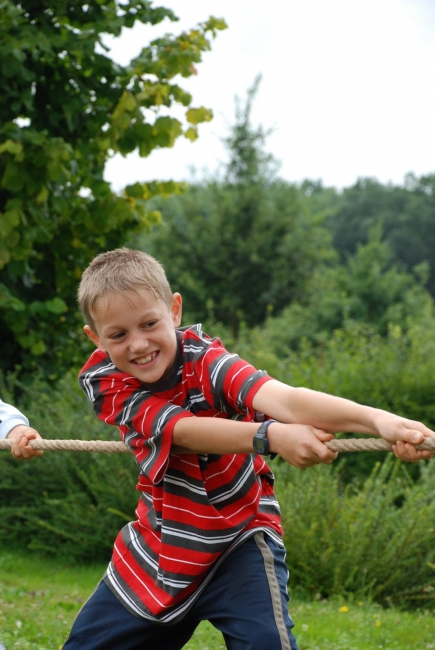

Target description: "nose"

left=129, top=330, right=148, bottom=353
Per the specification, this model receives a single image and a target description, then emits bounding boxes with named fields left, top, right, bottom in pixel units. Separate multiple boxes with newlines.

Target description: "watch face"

left=253, top=420, right=276, bottom=458
left=253, top=433, right=267, bottom=454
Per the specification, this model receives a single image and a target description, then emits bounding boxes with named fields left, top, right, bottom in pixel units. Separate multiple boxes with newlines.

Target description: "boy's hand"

left=6, top=425, right=43, bottom=460
left=373, top=412, right=435, bottom=463
left=268, top=422, right=338, bottom=468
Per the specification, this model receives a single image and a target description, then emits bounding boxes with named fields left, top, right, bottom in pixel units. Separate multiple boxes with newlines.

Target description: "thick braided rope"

left=0, top=439, right=131, bottom=453
left=326, top=437, right=435, bottom=452
left=1, top=437, right=435, bottom=453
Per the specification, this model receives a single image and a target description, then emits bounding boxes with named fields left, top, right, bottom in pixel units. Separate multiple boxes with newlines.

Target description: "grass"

left=291, top=599, right=435, bottom=650
left=1, top=549, right=435, bottom=649
left=0, top=550, right=105, bottom=650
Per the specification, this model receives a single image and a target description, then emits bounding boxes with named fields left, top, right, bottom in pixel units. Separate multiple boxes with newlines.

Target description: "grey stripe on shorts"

left=254, top=532, right=292, bottom=650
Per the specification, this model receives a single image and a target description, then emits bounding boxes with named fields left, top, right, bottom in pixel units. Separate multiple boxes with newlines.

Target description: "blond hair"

left=78, top=248, right=173, bottom=330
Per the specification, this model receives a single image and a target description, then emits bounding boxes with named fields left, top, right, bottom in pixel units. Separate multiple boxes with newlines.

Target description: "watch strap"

left=253, top=419, right=277, bottom=460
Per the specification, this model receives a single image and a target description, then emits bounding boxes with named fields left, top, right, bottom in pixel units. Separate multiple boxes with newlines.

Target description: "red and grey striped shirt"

left=79, top=324, right=283, bottom=623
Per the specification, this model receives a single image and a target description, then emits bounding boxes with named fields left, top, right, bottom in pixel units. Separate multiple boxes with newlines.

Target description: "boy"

left=0, top=398, right=42, bottom=460
left=65, top=247, right=435, bottom=650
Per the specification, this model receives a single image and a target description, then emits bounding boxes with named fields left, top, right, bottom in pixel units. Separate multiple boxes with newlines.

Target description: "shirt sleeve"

left=193, top=337, right=273, bottom=419
left=0, top=399, right=29, bottom=439
left=79, top=350, right=194, bottom=484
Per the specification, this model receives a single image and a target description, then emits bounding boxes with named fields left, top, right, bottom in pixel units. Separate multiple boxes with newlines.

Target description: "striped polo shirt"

left=79, top=324, right=283, bottom=623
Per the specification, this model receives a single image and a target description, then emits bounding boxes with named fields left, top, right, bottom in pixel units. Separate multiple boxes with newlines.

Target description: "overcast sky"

left=103, top=0, right=435, bottom=191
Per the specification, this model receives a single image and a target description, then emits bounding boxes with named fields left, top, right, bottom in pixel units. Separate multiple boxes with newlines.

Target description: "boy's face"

left=84, top=288, right=182, bottom=384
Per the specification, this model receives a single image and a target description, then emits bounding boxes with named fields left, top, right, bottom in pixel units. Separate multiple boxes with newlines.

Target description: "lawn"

left=1, top=549, right=434, bottom=649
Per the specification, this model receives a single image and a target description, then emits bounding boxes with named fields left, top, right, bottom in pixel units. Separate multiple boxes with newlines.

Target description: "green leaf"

left=35, top=185, right=49, bottom=204
left=30, top=339, right=47, bottom=355
left=0, top=139, right=23, bottom=155
left=0, top=208, right=21, bottom=237
left=184, top=126, right=198, bottom=142
left=186, top=106, right=213, bottom=125
left=0, top=283, right=25, bottom=310
left=113, top=90, right=137, bottom=117
left=45, top=297, right=68, bottom=315
left=1, top=162, right=24, bottom=191
left=124, top=182, right=145, bottom=199
left=202, top=17, right=228, bottom=35
left=152, top=116, right=183, bottom=147
left=0, top=243, right=11, bottom=270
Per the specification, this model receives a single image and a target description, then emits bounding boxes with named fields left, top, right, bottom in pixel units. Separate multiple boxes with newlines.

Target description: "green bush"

left=238, top=318, right=435, bottom=420
left=275, top=456, right=435, bottom=607
left=0, top=371, right=138, bottom=562
left=245, top=231, right=434, bottom=351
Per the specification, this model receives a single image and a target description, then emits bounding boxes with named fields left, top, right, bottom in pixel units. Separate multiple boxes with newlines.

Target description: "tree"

left=137, top=77, right=334, bottom=338
left=319, top=174, right=435, bottom=296
left=257, top=227, right=434, bottom=355
left=0, top=0, right=226, bottom=375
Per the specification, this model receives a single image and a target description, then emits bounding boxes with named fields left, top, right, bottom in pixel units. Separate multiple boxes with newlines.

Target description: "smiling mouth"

left=132, top=352, right=158, bottom=365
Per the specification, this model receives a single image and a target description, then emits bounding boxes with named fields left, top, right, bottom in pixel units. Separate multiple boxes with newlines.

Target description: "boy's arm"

left=171, top=337, right=336, bottom=467
left=251, top=380, right=435, bottom=463
left=172, top=416, right=337, bottom=468
left=80, top=349, right=337, bottom=470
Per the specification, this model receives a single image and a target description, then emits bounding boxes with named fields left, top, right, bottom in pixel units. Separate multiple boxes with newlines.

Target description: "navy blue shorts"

left=63, top=532, right=298, bottom=650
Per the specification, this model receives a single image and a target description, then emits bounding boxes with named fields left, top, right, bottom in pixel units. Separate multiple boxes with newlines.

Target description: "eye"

left=143, top=320, right=158, bottom=329
left=110, top=331, right=125, bottom=340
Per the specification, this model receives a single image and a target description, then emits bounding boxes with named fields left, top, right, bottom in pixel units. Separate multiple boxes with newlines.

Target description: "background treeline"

left=2, top=4, right=435, bottom=609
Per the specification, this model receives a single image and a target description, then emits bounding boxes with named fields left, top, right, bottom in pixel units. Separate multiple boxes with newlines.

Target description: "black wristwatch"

left=253, top=419, right=277, bottom=460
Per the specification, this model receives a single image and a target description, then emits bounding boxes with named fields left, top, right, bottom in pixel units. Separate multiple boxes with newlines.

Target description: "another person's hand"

left=373, top=412, right=435, bottom=463
left=268, top=422, right=338, bottom=469
left=6, top=424, right=43, bottom=460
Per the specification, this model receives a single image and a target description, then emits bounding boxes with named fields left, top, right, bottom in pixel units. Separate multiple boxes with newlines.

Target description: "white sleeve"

left=0, top=399, right=29, bottom=439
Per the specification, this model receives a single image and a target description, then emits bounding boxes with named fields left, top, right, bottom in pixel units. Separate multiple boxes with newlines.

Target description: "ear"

left=84, top=325, right=106, bottom=351
left=171, top=293, right=183, bottom=327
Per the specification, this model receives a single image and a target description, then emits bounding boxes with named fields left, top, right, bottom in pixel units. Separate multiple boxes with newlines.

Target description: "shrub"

left=275, top=456, right=435, bottom=607
left=0, top=371, right=138, bottom=562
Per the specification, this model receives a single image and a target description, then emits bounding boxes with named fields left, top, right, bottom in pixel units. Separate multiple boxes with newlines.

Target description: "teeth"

left=134, top=353, right=157, bottom=364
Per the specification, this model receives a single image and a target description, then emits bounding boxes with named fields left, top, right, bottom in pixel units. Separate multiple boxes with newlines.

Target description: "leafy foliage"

left=276, top=458, right=435, bottom=607
left=307, top=174, right=435, bottom=296
left=251, top=229, right=434, bottom=352
left=0, top=0, right=226, bottom=376
left=0, top=371, right=138, bottom=561
left=136, top=78, right=334, bottom=337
